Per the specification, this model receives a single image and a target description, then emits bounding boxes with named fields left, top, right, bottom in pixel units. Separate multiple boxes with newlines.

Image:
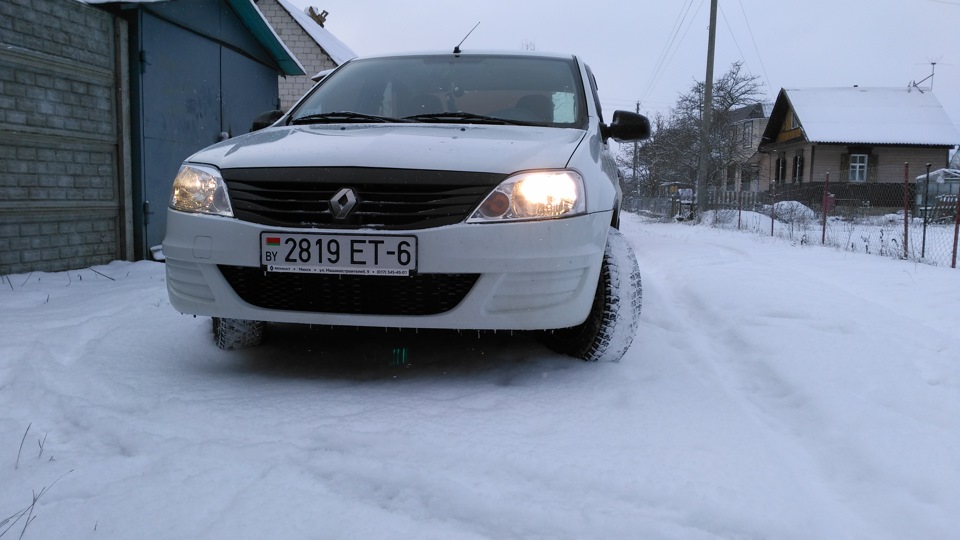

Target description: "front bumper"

left=162, top=209, right=610, bottom=330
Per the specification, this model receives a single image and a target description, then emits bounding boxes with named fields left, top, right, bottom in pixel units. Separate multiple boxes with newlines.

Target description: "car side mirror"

left=251, top=110, right=285, bottom=132
left=602, top=110, right=651, bottom=142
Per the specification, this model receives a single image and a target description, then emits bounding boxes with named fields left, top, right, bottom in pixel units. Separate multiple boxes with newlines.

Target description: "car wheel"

left=212, top=317, right=265, bottom=350
left=541, top=227, right=641, bottom=362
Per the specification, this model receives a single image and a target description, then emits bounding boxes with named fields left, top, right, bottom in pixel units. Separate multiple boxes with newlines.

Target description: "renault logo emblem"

left=330, top=188, right=358, bottom=220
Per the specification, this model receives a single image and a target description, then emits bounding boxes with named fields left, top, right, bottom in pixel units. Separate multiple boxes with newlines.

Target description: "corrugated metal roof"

left=787, top=87, right=960, bottom=146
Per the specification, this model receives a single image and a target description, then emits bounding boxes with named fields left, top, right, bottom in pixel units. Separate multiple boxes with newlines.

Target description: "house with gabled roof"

left=723, top=102, right=773, bottom=193
left=258, top=0, right=357, bottom=110
left=756, top=87, right=960, bottom=205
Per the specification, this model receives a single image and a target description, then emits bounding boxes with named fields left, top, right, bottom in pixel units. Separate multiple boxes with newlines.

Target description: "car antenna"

left=453, top=22, right=480, bottom=55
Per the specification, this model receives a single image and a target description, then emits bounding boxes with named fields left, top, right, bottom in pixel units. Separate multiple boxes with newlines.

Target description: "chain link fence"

left=631, top=164, right=960, bottom=270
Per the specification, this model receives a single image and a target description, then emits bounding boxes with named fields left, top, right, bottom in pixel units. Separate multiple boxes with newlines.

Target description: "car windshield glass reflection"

left=291, top=55, right=587, bottom=128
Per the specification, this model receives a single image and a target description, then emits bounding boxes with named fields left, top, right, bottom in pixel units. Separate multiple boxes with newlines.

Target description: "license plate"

left=260, top=233, right=417, bottom=276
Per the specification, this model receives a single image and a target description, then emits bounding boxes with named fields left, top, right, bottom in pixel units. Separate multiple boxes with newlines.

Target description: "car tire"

left=541, top=227, right=642, bottom=362
left=212, top=317, right=265, bottom=350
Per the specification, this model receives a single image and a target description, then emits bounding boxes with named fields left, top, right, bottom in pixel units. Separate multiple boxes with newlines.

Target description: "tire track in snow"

left=623, top=217, right=886, bottom=537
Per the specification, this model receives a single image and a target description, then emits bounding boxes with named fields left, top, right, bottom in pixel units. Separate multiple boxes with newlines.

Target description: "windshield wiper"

left=403, top=112, right=535, bottom=126
left=290, top=112, right=409, bottom=124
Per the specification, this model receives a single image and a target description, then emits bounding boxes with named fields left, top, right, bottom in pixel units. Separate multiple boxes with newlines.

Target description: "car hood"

left=188, top=124, right=587, bottom=173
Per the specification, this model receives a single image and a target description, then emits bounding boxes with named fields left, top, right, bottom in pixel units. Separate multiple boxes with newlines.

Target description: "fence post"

left=737, top=189, right=742, bottom=230
left=903, top=163, right=909, bottom=260
left=952, top=190, right=960, bottom=268
left=821, top=172, right=829, bottom=245
left=922, top=163, right=930, bottom=259
left=770, top=182, right=776, bottom=237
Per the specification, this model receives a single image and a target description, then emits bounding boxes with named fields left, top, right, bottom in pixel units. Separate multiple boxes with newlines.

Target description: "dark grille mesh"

left=222, top=167, right=504, bottom=230
left=218, top=266, right=479, bottom=316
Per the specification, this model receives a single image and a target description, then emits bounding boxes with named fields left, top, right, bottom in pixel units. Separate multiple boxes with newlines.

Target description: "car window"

left=584, top=64, right=605, bottom=124
left=291, top=55, right=588, bottom=128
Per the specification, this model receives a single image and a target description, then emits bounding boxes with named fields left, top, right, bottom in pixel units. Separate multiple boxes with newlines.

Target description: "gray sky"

left=289, top=0, right=960, bottom=137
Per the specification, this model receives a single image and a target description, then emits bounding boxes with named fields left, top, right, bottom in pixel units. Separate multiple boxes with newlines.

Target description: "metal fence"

left=631, top=168, right=960, bottom=270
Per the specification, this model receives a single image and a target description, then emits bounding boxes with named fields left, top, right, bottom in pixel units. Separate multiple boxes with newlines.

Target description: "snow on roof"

left=234, top=0, right=305, bottom=76
left=276, top=0, right=357, bottom=65
left=786, top=87, right=960, bottom=146
left=915, top=168, right=960, bottom=183
left=728, top=102, right=773, bottom=123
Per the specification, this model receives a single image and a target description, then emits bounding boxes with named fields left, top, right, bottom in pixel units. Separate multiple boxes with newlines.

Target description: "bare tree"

left=623, top=62, right=764, bottom=197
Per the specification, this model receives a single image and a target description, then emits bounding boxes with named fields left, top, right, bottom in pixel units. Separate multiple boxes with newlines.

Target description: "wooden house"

left=755, top=87, right=959, bottom=208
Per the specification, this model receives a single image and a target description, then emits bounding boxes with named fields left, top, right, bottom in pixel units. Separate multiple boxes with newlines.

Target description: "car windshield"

left=289, top=54, right=587, bottom=128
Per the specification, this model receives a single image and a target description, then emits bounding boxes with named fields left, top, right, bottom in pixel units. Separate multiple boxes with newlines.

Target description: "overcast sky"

left=288, top=0, right=960, bottom=137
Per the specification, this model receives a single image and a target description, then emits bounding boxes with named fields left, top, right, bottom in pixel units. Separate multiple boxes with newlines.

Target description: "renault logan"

left=163, top=50, right=650, bottom=361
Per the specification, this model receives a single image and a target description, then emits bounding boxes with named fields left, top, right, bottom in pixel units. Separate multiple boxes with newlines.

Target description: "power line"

left=717, top=3, right=770, bottom=94
left=736, top=0, right=773, bottom=93
left=644, top=0, right=695, bottom=93
left=639, top=0, right=704, bottom=112
left=718, top=6, right=749, bottom=72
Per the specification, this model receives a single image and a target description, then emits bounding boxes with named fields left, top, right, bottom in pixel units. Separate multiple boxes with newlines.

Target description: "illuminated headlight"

left=468, top=171, right=585, bottom=222
left=169, top=164, right=233, bottom=216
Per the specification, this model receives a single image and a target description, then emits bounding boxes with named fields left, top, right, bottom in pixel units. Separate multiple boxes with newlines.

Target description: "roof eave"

left=226, top=0, right=306, bottom=76
left=758, top=89, right=790, bottom=151
left=809, top=140, right=956, bottom=148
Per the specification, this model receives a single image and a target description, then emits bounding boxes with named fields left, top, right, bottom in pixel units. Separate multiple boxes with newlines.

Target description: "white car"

left=163, top=50, right=650, bottom=361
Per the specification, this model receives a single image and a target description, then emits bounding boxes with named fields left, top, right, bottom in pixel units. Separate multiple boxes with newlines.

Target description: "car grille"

left=218, top=266, right=480, bottom=316
left=221, top=167, right=505, bottom=230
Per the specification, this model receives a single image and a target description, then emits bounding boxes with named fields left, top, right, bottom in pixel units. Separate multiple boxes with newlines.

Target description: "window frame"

left=775, top=156, right=787, bottom=183
left=741, top=121, right=753, bottom=148
left=849, top=153, right=868, bottom=182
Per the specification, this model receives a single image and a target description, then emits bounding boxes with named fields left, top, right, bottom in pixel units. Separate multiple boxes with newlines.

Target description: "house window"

left=790, top=112, right=800, bottom=130
left=849, top=153, right=868, bottom=182
left=775, top=157, right=787, bottom=183
left=792, top=153, right=804, bottom=182
left=741, top=122, right=753, bottom=148
left=726, top=164, right=738, bottom=190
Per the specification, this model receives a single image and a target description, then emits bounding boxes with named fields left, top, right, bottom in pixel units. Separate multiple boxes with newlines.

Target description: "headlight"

left=467, top=170, right=585, bottom=222
left=169, top=164, right=233, bottom=217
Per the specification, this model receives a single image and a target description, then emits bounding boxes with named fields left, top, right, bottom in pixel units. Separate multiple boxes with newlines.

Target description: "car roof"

left=349, top=50, right=578, bottom=62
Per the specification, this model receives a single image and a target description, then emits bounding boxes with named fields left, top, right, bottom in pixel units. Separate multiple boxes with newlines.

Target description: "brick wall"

left=0, top=0, right=127, bottom=275
left=258, top=0, right=338, bottom=110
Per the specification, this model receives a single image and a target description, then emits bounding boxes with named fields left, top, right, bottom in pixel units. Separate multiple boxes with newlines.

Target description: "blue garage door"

left=136, top=4, right=279, bottom=257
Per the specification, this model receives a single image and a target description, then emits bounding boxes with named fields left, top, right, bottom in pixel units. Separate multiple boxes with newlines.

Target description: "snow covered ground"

left=2, top=214, right=958, bottom=539
left=705, top=204, right=959, bottom=269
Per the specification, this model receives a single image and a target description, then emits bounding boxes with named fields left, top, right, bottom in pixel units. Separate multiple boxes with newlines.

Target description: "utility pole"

left=696, top=0, right=718, bottom=218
